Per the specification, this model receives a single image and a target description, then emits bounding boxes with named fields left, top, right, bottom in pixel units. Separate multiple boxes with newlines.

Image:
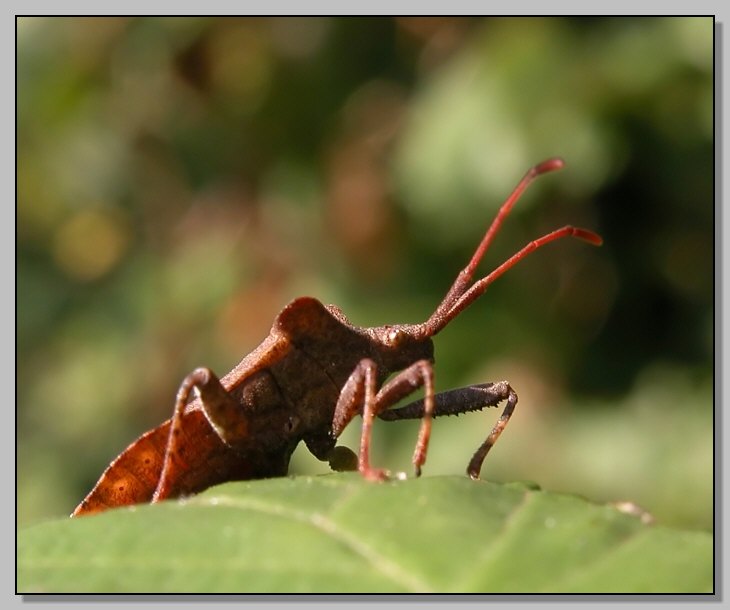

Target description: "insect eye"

left=386, top=328, right=403, bottom=346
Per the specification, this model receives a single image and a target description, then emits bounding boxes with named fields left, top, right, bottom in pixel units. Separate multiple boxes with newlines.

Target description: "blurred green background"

left=18, top=17, right=713, bottom=531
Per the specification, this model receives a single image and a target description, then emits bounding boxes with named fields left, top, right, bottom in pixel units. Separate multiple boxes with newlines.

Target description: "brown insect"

left=72, top=158, right=602, bottom=517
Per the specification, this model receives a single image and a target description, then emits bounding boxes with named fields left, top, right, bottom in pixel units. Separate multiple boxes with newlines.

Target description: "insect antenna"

left=418, top=158, right=602, bottom=338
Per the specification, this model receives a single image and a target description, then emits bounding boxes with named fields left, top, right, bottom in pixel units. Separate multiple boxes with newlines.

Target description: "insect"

left=72, top=157, right=602, bottom=517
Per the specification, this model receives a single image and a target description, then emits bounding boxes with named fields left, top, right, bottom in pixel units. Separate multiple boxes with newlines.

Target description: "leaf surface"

left=17, top=474, right=713, bottom=593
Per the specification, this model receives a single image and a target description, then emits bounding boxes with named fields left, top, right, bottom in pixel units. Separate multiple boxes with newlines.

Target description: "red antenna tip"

left=533, top=157, right=565, bottom=176
left=572, top=227, right=603, bottom=246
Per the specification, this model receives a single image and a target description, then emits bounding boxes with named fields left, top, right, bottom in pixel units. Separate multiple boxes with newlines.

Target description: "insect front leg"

left=153, top=367, right=250, bottom=502
left=332, top=358, right=434, bottom=481
left=378, top=381, right=518, bottom=479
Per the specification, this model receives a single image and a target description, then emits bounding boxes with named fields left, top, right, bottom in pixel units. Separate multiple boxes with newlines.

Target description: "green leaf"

left=17, top=474, right=712, bottom=593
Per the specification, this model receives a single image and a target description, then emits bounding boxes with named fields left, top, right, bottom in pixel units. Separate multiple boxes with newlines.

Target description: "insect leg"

left=331, top=358, right=383, bottom=481
left=374, top=361, right=434, bottom=477
left=153, top=367, right=250, bottom=502
left=378, top=381, right=517, bottom=479
left=332, top=359, right=434, bottom=481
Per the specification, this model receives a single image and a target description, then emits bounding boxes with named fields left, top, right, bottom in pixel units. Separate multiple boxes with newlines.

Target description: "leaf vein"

left=194, top=494, right=432, bottom=592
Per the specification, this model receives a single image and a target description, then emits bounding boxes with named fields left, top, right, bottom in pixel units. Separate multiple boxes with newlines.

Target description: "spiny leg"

left=153, top=367, right=250, bottom=502
left=331, top=358, right=434, bottom=481
left=466, top=384, right=517, bottom=479
left=378, top=381, right=518, bottom=479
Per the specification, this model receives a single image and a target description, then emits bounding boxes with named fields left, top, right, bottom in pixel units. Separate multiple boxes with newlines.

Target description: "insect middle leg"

left=331, top=358, right=434, bottom=481
left=378, top=381, right=518, bottom=479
